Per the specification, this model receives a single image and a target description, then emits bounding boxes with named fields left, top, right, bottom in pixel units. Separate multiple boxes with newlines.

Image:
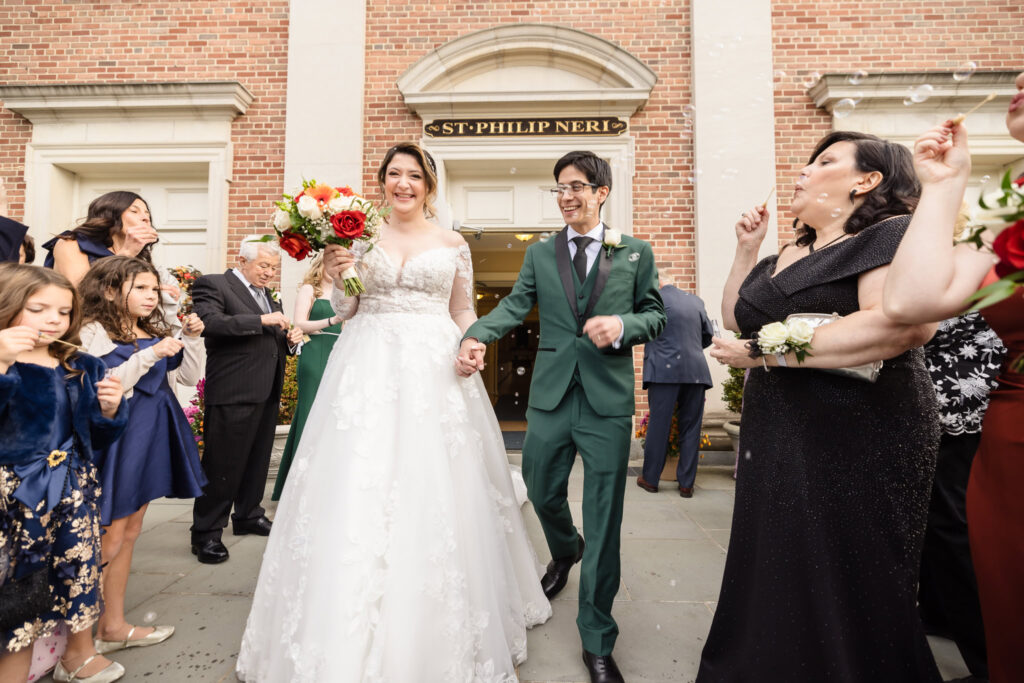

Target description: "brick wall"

left=770, top=0, right=1023, bottom=241
left=0, top=0, right=289, bottom=253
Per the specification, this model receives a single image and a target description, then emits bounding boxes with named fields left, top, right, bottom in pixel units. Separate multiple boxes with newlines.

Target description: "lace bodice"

left=331, top=242, right=475, bottom=320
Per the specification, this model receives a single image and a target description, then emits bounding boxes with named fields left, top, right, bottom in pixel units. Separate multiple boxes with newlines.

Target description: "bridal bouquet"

left=264, top=180, right=389, bottom=296
left=963, top=170, right=1024, bottom=312
left=752, top=319, right=815, bottom=362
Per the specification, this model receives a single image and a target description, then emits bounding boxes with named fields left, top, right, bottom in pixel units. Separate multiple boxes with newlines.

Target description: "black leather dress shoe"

left=541, top=535, right=585, bottom=599
left=232, top=515, right=273, bottom=536
left=582, top=649, right=624, bottom=683
left=191, top=539, right=229, bottom=564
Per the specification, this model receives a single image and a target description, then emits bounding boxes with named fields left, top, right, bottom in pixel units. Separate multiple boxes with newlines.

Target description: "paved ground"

left=40, top=458, right=972, bottom=682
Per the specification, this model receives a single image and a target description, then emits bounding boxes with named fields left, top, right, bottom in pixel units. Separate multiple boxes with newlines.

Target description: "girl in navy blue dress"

left=78, top=256, right=207, bottom=661
left=0, top=264, right=128, bottom=683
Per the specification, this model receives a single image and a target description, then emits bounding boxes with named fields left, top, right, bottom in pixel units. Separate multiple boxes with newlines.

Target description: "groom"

left=457, top=151, right=665, bottom=683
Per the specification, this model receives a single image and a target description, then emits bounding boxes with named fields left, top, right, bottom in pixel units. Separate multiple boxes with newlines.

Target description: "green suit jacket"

left=464, top=226, right=665, bottom=417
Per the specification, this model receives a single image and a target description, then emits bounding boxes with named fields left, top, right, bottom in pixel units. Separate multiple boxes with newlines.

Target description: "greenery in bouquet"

left=264, top=179, right=390, bottom=296
left=169, top=265, right=202, bottom=320
left=962, top=170, right=1024, bottom=313
left=183, top=378, right=206, bottom=450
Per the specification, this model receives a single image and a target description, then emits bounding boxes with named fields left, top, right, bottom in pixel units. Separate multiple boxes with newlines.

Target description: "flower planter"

left=268, top=424, right=290, bottom=480
left=723, top=420, right=741, bottom=454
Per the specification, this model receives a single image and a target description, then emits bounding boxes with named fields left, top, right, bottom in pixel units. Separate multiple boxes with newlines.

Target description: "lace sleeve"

left=330, top=287, right=360, bottom=321
left=449, top=244, right=478, bottom=334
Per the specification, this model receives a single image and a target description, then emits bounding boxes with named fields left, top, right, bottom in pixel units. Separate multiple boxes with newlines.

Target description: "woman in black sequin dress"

left=697, top=132, right=942, bottom=682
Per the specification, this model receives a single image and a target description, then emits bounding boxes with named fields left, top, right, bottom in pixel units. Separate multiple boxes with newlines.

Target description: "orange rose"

left=306, top=184, right=338, bottom=205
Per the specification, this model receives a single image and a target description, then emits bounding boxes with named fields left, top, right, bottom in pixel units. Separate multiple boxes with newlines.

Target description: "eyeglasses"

left=548, top=182, right=600, bottom=196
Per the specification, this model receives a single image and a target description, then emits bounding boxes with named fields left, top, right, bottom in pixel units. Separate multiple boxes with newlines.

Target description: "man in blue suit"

left=637, top=267, right=713, bottom=497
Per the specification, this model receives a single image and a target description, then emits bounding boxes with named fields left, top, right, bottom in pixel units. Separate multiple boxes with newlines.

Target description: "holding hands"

left=456, top=338, right=486, bottom=377
left=913, top=121, right=971, bottom=187
left=96, top=374, right=125, bottom=419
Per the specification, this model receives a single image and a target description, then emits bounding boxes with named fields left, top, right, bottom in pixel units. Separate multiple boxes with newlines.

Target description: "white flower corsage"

left=602, top=228, right=626, bottom=259
left=752, top=319, right=814, bottom=362
left=269, top=288, right=282, bottom=304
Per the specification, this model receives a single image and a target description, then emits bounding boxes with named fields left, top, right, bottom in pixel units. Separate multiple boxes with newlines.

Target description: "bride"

left=236, top=142, right=552, bottom=682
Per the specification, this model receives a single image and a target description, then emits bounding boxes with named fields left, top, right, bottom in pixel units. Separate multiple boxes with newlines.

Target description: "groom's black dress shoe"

left=582, top=649, right=624, bottom=683
left=191, top=539, right=229, bottom=564
left=232, top=515, right=273, bottom=536
left=541, top=535, right=585, bottom=599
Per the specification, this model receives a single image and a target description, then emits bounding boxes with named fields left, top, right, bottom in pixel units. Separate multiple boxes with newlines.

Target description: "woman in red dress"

left=884, top=70, right=1024, bottom=683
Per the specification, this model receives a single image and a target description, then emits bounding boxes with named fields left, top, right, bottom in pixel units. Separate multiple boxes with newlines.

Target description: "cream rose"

left=757, top=321, right=790, bottom=353
left=273, top=208, right=292, bottom=231
left=296, top=195, right=322, bottom=220
left=785, top=319, right=815, bottom=346
left=327, top=195, right=354, bottom=214
left=603, top=228, right=622, bottom=247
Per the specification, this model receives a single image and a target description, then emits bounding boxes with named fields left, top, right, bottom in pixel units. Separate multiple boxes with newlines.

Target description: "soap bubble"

left=847, top=69, right=868, bottom=85
left=774, top=69, right=787, bottom=82
left=516, top=366, right=526, bottom=376
left=833, top=98, right=856, bottom=119
left=802, top=71, right=821, bottom=89
left=514, top=391, right=519, bottom=397
left=669, top=579, right=677, bottom=587
left=816, top=193, right=828, bottom=204
left=142, top=611, right=158, bottom=624
left=628, top=252, right=640, bottom=262
left=509, top=167, right=517, bottom=175
left=830, top=207, right=843, bottom=218
left=909, top=84, right=934, bottom=104
left=953, top=61, right=977, bottom=82
left=850, top=91, right=865, bottom=105
left=506, top=243, right=512, bottom=249
left=682, top=104, right=695, bottom=117
left=902, top=97, right=916, bottom=107
left=721, top=168, right=739, bottom=181
left=980, top=175, right=991, bottom=184
left=744, top=450, right=752, bottom=460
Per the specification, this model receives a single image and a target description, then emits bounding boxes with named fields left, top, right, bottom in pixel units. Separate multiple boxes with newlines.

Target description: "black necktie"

left=250, top=285, right=270, bottom=314
left=572, top=236, right=594, bottom=283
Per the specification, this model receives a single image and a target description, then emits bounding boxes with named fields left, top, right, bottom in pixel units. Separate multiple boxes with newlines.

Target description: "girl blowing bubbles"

left=77, top=256, right=207, bottom=663
left=0, top=264, right=128, bottom=683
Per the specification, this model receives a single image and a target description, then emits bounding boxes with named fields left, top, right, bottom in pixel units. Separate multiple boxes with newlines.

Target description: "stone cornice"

left=808, top=71, right=1018, bottom=111
left=0, top=81, right=253, bottom=122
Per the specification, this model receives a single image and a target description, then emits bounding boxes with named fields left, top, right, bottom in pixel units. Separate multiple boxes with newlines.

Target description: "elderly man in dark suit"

left=637, top=267, right=713, bottom=497
left=190, top=238, right=303, bottom=564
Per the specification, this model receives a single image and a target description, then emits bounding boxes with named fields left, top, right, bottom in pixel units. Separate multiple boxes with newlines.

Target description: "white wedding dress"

left=236, top=243, right=552, bottom=683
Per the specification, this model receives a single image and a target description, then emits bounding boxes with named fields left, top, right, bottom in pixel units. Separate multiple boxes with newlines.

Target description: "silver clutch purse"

left=784, top=313, right=883, bottom=383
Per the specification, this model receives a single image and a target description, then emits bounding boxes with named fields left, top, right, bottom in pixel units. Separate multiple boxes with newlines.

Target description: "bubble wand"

left=761, top=187, right=776, bottom=209
left=951, top=93, right=996, bottom=125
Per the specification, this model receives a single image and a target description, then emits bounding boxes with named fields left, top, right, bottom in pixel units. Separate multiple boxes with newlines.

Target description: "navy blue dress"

left=41, top=231, right=113, bottom=268
left=0, top=357, right=127, bottom=651
left=96, top=339, right=207, bottom=523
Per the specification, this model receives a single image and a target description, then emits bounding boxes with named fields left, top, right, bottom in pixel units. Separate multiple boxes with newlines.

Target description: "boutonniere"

left=269, top=288, right=282, bottom=304
left=602, top=228, right=626, bottom=259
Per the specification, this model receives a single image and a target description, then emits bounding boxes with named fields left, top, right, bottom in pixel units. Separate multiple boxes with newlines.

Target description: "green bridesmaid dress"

left=272, top=298, right=341, bottom=500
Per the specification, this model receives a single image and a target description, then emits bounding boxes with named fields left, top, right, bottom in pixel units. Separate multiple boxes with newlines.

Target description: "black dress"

left=697, top=216, right=942, bottom=682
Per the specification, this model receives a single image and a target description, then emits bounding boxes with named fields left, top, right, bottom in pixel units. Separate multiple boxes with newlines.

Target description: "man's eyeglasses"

left=549, top=182, right=600, bottom=196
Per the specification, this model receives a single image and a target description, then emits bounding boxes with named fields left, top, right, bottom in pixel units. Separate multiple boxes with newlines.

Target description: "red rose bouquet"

left=265, top=179, right=389, bottom=296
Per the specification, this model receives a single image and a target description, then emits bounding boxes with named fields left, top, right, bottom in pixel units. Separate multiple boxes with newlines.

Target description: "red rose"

left=335, top=186, right=355, bottom=197
left=331, top=210, right=366, bottom=239
left=279, top=230, right=313, bottom=260
left=993, top=218, right=1024, bottom=278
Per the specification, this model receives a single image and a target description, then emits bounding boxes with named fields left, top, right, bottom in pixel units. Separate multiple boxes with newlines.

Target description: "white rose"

left=327, top=196, right=354, bottom=214
left=757, top=321, right=790, bottom=353
left=273, top=208, right=292, bottom=231
left=786, top=319, right=815, bottom=346
left=603, top=228, right=622, bottom=247
left=296, top=195, right=322, bottom=220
